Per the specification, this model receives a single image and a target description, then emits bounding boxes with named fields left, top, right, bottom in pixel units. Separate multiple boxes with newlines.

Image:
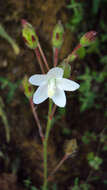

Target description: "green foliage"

left=78, top=65, right=107, bottom=112
left=66, top=0, right=83, bottom=32
left=71, top=178, right=91, bottom=190
left=78, top=67, right=96, bottom=112
left=24, top=179, right=39, bottom=190
left=99, top=131, right=107, bottom=151
left=0, top=77, right=21, bottom=103
left=82, top=131, right=97, bottom=144
left=0, top=24, right=19, bottom=55
left=87, top=152, right=103, bottom=170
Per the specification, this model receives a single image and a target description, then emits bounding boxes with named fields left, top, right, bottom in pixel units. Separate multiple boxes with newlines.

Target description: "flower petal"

left=52, top=88, right=66, bottom=107
left=29, top=74, right=47, bottom=86
left=58, top=78, right=80, bottom=91
left=47, top=67, right=64, bottom=79
left=33, top=83, right=48, bottom=104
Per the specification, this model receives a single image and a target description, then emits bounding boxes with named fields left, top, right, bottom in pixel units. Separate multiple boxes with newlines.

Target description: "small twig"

left=48, top=154, right=68, bottom=181
left=53, top=48, right=59, bottom=67
left=34, top=47, right=45, bottom=74
left=38, top=42, right=50, bottom=71
left=29, top=97, right=44, bottom=143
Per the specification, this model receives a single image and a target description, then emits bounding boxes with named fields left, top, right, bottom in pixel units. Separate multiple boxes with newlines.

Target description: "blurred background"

left=0, top=0, right=107, bottom=190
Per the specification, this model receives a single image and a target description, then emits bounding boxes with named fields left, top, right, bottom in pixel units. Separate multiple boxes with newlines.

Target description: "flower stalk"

left=34, top=48, right=45, bottom=74
left=53, top=47, right=59, bottom=67
left=21, top=19, right=50, bottom=73
left=43, top=99, right=53, bottom=190
left=38, top=42, right=50, bottom=71
left=29, top=97, right=44, bottom=143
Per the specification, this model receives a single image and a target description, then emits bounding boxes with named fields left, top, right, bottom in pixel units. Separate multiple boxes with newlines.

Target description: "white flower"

left=29, top=67, right=80, bottom=107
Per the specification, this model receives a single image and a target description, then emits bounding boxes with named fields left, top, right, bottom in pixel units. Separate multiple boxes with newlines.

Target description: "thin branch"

left=48, top=154, right=68, bottom=181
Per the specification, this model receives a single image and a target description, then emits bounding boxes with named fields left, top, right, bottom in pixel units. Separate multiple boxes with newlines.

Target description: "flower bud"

left=21, top=19, right=38, bottom=49
left=22, top=75, right=34, bottom=99
left=64, top=139, right=78, bottom=156
left=80, top=31, right=97, bottom=47
left=52, top=21, right=64, bottom=49
left=59, top=61, right=71, bottom=78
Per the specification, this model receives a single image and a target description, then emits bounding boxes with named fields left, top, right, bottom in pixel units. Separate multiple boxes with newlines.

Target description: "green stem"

left=43, top=99, right=53, bottom=190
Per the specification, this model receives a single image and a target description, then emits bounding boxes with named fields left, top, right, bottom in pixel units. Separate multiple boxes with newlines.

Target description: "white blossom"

left=29, top=67, right=80, bottom=107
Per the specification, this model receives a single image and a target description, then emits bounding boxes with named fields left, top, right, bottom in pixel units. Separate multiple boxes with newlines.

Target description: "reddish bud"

left=85, top=31, right=97, bottom=42
left=80, top=31, right=97, bottom=46
left=21, top=19, right=38, bottom=49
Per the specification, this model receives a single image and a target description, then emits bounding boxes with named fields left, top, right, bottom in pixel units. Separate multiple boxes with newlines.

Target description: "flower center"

left=48, top=78, right=56, bottom=98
